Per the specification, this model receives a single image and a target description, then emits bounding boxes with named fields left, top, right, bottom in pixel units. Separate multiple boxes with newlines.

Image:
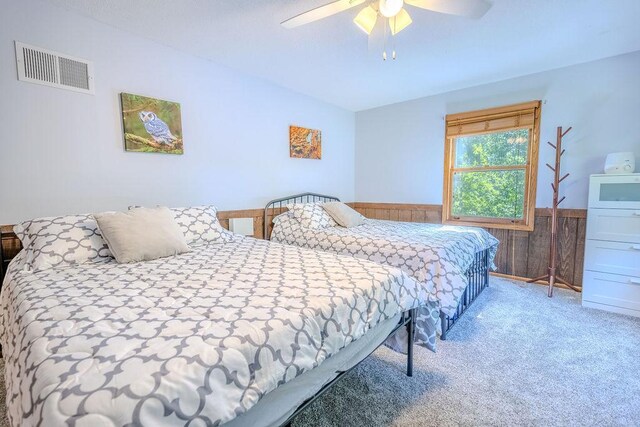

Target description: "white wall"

left=2, top=0, right=638, bottom=224
left=0, top=0, right=355, bottom=224
left=355, top=52, right=640, bottom=209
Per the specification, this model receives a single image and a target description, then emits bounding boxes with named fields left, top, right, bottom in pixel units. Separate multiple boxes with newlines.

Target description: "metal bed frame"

left=264, top=192, right=340, bottom=239
left=263, top=192, right=491, bottom=341
left=440, top=248, right=490, bottom=340
left=0, top=220, right=417, bottom=426
left=282, top=307, right=416, bottom=426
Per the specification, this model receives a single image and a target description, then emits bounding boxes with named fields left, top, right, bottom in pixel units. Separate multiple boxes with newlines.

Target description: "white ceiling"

left=47, top=0, right=640, bottom=111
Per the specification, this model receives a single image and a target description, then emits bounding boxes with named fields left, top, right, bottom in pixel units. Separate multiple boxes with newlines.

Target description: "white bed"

left=266, top=196, right=499, bottom=339
left=0, top=234, right=435, bottom=426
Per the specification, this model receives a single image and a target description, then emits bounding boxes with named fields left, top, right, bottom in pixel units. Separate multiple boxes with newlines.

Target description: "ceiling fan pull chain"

left=383, top=18, right=388, bottom=60
left=392, top=17, right=397, bottom=60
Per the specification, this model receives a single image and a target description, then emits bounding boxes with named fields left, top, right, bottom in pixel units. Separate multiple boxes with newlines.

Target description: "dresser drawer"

left=584, top=240, right=640, bottom=276
left=585, top=208, right=640, bottom=243
left=582, top=271, right=640, bottom=312
left=589, top=174, right=640, bottom=209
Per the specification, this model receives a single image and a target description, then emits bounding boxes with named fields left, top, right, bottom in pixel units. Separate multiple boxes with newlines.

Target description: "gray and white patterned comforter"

left=271, top=216, right=499, bottom=317
left=0, top=238, right=435, bottom=426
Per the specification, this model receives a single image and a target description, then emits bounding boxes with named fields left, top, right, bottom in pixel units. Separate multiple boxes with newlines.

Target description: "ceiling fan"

left=282, top=0, right=492, bottom=60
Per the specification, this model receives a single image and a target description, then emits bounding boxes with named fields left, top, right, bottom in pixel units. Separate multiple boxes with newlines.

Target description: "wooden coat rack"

left=527, top=126, right=581, bottom=297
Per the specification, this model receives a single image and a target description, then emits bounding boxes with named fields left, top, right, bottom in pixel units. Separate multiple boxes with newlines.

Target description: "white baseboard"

left=582, top=300, right=640, bottom=318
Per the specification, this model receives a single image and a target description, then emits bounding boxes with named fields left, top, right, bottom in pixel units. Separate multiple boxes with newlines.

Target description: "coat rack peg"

left=527, top=125, right=580, bottom=297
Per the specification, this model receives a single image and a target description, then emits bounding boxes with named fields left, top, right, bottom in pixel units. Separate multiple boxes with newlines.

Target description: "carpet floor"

left=1, top=278, right=639, bottom=426
left=292, top=278, right=640, bottom=427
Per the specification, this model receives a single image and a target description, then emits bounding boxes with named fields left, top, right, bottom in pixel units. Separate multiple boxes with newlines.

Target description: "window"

left=443, top=101, right=541, bottom=231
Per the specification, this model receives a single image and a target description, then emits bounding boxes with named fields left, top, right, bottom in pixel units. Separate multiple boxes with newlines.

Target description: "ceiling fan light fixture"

left=379, top=0, right=404, bottom=18
left=353, top=5, right=378, bottom=35
left=389, top=8, right=412, bottom=35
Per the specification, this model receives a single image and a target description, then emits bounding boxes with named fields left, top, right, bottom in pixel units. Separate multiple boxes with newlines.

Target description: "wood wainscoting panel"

left=1, top=225, right=21, bottom=261
left=351, top=203, right=443, bottom=223
left=215, top=209, right=265, bottom=239
left=411, top=210, right=427, bottom=223
left=509, top=230, right=530, bottom=278
left=526, top=215, right=552, bottom=280
left=557, top=216, right=578, bottom=285
left=487, top=228, right=510, bottom=273
left=398, top=209, right=412, bottom=222
left=353, top=202, right=587, bottom=286
left=573, top=217, right=587, bottom=286
left=2, top=203, right=587, bottom=287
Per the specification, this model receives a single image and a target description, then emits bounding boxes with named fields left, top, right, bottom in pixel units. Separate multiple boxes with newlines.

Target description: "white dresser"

left=583, top=174, right=640, bottom=317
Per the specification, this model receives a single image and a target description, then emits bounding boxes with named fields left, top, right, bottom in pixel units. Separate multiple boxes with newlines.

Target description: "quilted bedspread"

left=0, top=238, right=434, bottom=426
left=271, top=216, right=499, bottom=317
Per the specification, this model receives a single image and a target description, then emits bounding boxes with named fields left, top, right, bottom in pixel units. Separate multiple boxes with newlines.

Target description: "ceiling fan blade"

left=281, top=0, right=366, bottom=28
left=390, top=8, right=412, bottom=35
left=354, top=5, right=378, bottom=35
left=404, top=0, right=492, bottom=19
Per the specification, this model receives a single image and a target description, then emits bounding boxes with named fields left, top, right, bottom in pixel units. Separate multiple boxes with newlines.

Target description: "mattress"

left=0, top=237, right=434, bottom=426
left=271, top=215, right=499, bottom=317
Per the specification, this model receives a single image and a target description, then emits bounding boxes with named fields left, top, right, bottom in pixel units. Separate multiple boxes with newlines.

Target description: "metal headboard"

left=263, top=192, right=340, bottom=240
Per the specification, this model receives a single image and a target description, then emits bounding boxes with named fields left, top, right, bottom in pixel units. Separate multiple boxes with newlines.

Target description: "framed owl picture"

left=289, top=125, right=321, bottom=159
left=120, top=93, right=183, bottom=155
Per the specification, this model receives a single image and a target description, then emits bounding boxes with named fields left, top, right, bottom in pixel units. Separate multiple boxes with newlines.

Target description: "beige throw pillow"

left=322, top=202, right=366, bottom=228
left=94, top=207, right=190, bottom=263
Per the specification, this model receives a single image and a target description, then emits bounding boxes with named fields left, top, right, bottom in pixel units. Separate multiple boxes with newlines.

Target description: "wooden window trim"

left=442, top=101, right=541, bottom=231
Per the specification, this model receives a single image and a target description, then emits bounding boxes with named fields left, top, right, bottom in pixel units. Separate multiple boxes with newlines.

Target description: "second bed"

left=265, top=194, right=500, bottom=339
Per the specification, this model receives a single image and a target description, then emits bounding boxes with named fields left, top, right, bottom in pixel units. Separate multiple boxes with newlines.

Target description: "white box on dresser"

left=583, top=174, right=640, bottom=317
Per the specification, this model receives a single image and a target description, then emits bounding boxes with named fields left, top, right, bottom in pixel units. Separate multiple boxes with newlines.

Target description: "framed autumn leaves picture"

left=289, top=125, right=321, bottom=159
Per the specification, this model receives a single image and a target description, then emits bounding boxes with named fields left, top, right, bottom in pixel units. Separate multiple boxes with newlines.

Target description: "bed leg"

left=406, top=308, right=415, bottom=377
left=484, top=250, right=490, bottom=287
left=440, top=311, right=448, bottom=340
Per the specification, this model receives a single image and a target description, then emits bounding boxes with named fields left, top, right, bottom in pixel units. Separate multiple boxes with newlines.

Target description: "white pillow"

left=14, top=214, right=112, bottom=272
left=170, top=206, right=236, bottom=246
left=322, top=202, right=366, bottom=228
left=286, top=203, right=337, bottom=230
left=129, top=205, right=236, bottom=246
left=95, top=207, right=190, bottom=264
